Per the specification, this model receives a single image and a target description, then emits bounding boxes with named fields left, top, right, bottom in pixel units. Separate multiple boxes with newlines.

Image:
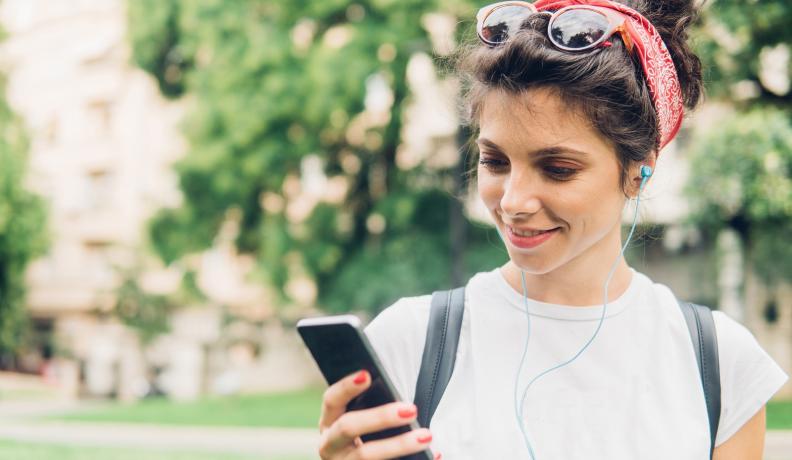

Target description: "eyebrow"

left=476, top=137, right=590, bottom=158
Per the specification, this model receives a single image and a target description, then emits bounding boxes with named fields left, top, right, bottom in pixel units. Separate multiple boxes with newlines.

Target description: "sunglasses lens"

left=549, top=9, right=609, bottom=49
left=480, top=5, right=532, bottom=45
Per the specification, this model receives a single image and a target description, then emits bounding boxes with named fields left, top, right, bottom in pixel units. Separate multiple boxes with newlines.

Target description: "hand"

left=317, top=370, right=440, bottom=459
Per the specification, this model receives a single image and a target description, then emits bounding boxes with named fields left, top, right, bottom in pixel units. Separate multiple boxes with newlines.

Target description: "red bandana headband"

left=535, top=0, right=684, bottom=150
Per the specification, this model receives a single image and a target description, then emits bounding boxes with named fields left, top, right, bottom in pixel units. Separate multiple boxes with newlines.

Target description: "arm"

left=712, top=405, right=766, bottom=460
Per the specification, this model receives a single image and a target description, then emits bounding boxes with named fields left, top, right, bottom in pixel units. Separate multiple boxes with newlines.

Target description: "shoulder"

left=710, top=310, right=788, bottom=388
left=710, top=311, right=788, bottom=391
left=630, top=274, right=789, bottom=445
left=362, top=273, right=488, bottom=402
left=364, top=294, right=433, bottom=348
left=637, top=272, right=788, bottom=386
left=709, top=310, right=788, bottom=445
left=363, top=294, right=432, bottom=403
left=711, top=311, right=759, bottom=356
left=364, top=270, right=491, bottom=341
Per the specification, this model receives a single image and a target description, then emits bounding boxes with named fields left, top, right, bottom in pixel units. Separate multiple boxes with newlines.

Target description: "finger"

left=318, top=438, right=354, bottom=460
left=318, top=435, right=355, bottom=460
left=319, top=370, right=371, bottom=432
left=354, top=428, right=434, bottom=460
left=326, top=401, right=419, bottom=450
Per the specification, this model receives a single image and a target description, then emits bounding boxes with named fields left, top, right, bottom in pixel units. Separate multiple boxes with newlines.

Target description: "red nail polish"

left=397, top=406, right=417, bottom=418
left=353, top=370, right=368, bottom=384
left=417, top=432, right=432, bottom=443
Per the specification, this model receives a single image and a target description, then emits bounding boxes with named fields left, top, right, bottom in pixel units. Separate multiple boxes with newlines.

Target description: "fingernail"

left=397, top=405, right=417, bottom=418
left=434, top=453, right=442, bottom=460
left=417, top=431, right=432, bottom=443
left=353, top=370, right=368, bottom=385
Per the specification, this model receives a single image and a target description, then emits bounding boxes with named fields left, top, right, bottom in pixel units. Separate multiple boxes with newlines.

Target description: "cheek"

left=549, top=181, right=622, bottom=232
left=562, top=182, right=625, bottom=233
left=476, top=171, right=503, bottom=208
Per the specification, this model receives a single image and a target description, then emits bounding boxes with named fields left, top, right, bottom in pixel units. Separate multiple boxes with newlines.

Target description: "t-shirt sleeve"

left=364, top=295, right=432, bottom=404
left=712, top=311, right=789, bottom=446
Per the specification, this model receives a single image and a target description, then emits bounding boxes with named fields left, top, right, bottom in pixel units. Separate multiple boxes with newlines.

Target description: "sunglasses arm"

left=618, top=21, right=636, bottom=53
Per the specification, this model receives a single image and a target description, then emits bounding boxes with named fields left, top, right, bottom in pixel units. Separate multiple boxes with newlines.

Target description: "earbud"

left=637, top=164, right=652, bottom=195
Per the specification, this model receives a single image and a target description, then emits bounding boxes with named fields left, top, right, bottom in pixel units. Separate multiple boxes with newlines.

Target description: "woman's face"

left=476, top=88, right=633, bottom=275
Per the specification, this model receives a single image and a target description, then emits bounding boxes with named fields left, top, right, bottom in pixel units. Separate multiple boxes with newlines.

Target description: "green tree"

left=695, top=0, right=791, bottom=106
left=0, top=73, right=48, bottom=360
left=114, top=268, right=205, bottom=344
left=688, top=1, right=792, bottom=286
left=127, top=0, right=504, bottom=314
left=687, top=111, right=792, bottom=283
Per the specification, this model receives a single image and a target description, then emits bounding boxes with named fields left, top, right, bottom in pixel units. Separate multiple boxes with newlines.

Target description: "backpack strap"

left=677, top=300, right=721, bottom=459
left=414, top=287, right=465, bottom=428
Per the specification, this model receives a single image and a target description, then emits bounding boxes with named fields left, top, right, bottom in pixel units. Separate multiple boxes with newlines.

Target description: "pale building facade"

left=1, top=0, right=317, bottom=400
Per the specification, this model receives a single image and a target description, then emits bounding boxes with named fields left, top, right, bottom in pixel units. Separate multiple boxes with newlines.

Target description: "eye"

left=544, top=165, right=578, bottom=179
left=478, top=156, right=509, bottom=172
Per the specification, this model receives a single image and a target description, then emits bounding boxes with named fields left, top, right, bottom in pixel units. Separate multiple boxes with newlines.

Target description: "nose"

left=499, top=169, right=543, bottom=218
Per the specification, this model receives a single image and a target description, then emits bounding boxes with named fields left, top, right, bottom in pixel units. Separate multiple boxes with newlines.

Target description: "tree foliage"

left=688, top=0, right=792, bottom=285
left=695, top=0, right=792, bottom=106
left=114, top=269, right=205, bottom=343
left=127, top=0, right=505, bottom=314
left=687, top=110, right=792, bottom=284
left=0, top=74, right=48, bottom=357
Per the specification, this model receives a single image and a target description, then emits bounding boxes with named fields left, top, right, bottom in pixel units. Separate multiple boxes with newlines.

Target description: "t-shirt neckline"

left=490, top=267, right=642, bottom=321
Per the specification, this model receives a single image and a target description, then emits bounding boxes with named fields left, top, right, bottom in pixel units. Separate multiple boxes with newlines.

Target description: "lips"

left=510, top=227, right=557, bottom=237
left=505, top=225, right=560, bottom=249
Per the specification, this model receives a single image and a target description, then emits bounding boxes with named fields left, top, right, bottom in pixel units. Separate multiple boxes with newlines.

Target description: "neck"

left=500, top=225, right=634, bottom=306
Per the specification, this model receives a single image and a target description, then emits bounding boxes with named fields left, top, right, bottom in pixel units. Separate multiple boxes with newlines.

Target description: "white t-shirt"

left=364, top=268, right=788, bottom=459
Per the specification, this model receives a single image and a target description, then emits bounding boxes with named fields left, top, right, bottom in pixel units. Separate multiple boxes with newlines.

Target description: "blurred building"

left=0, top=0, right=317, bottom=400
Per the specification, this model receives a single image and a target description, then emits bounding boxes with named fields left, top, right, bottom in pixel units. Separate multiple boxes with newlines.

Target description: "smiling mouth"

left=508, top=226, right=560, bottom=237
left=505, top=225, right=560, bottom=249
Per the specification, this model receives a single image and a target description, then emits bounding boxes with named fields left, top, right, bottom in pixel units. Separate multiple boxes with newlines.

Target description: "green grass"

left=767, top=400, right=792, bottom=430
left=54, top=387, right=323, bottom=428
left=52, top=391, right=792, bottom=430
left=0, top=439, right=312, bottom=460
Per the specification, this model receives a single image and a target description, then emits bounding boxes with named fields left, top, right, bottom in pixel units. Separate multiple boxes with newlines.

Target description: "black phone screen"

left=297, top=318, right=432, bottom=459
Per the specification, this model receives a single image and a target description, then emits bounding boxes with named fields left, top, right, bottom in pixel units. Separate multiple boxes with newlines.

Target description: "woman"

left=317, top=1, right=788, bottom=458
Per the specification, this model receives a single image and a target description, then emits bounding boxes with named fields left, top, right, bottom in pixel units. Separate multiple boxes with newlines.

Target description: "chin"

left=506, top=251, right=562, bottom=275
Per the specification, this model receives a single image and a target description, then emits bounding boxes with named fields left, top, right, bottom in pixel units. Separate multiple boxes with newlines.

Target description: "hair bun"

left=622, top=0, right=704, bottom=109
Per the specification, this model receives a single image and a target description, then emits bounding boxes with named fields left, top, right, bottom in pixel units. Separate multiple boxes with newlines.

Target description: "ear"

left=629, top=151, right=658, bottom=198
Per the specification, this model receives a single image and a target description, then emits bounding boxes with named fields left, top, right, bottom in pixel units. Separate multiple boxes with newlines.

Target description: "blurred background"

left=0, top=0, right=789, bottom=458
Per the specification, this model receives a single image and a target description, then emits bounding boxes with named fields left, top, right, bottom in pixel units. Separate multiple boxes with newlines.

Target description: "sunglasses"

left=476, top=1, right=634, bottom=52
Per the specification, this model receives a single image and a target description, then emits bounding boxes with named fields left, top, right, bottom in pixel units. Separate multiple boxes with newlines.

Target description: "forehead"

left=477, top=88, right=613, bottom=155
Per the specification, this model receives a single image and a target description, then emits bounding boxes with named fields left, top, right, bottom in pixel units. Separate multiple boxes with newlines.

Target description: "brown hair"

left=457, top=0, right=704, bottom=195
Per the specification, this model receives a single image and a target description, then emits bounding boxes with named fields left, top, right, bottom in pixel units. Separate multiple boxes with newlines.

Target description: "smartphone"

left=297, top=314, right=433, bottom=460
